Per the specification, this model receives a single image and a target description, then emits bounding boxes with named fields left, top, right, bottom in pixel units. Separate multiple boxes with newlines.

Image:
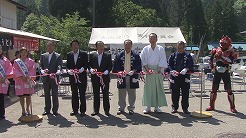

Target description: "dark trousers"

left=71, top=82, right=87, bottom=113
left=170, top=75, right=190, bottom=111
left=92, top=81, right=110, bottom=113
left=43, top=79, right=59, bottom=113
left=212, top=71, right=232, bottom=94
left=0, top=94, right=5, bottom=117
left=7, top=78, right=14, bottom=96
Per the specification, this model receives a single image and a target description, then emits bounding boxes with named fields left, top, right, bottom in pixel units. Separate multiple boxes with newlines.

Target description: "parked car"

left=198, top=56, right=211, bottom=74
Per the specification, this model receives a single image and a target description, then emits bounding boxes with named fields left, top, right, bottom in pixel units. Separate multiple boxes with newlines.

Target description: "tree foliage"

left=111, top=0, right=162, bottom=27
left=49, top=0, right=91, bottom=23
left=17, top=0, right=245, bottom=47
left=234, top=0, right=246, bottom=32
left=21, top=12, right=90, bottom=58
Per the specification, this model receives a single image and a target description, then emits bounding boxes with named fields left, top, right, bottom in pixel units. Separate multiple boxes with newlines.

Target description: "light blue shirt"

left=97, top=52, right=103, bottom=66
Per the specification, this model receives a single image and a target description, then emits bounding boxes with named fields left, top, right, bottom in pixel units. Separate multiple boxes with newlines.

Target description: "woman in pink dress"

left=0, top=48, right=13, bottom=120
left=13, top=47, right=36, bottom=116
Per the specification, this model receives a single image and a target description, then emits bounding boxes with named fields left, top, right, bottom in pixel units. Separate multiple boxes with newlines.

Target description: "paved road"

left=1, top=76, right=246, bottom=138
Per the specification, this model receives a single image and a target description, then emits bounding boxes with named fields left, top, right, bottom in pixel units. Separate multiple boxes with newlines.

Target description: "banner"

left=14, top=36, right=39, bottom=51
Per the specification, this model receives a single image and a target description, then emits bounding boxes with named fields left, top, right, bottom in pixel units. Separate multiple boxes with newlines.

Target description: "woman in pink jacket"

left=0, top=48, right=13, bottom=120
left=13, top=47, right=36, bottom=116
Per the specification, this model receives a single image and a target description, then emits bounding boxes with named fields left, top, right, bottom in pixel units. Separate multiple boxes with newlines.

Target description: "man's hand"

left=90, top=68, right=96, bottom=74
left=128, top=70, right=134, bottom=76
left=40, top=69, right=49, bottom=75
left=103, top=70, right=109, bottom=75
left=56, top=70, right=62, bottom=75
left=67, top=70, right=74, bottom=75
left=170, top=70, right=179, bottom=77
left=180, top=68, right=188, bottom=75
left=79, top=67, right=84, bottom=73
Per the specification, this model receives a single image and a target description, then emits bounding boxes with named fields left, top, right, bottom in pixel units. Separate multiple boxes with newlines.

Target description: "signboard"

left=0, top=33, right=14, bottom=51
left=13, top=36, right=39, bottom=51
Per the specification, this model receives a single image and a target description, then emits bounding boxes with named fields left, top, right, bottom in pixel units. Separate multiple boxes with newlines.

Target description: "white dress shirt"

left=97, top=52, right=103, bottom=66
left=73, top=50, right=79, bottom=64
left=48, top=52, right=54, bottom=64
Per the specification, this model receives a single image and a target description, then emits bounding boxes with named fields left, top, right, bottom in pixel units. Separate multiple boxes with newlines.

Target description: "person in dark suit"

left=40, top=41, right=63, bottom=116
left=66, top=39, right=88, bottom=117
left=89, top=41, right=112, bottom=116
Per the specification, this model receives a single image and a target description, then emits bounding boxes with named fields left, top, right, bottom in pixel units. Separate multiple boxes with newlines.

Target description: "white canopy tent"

left=89, top=27, right=186, bottom=59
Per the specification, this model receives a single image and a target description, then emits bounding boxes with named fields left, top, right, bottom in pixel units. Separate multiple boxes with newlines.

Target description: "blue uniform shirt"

left=168, top=52, right=194, bottom=72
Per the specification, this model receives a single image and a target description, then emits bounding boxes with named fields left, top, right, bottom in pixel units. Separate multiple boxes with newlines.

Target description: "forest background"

left=16, top=0, right=246, bottom=58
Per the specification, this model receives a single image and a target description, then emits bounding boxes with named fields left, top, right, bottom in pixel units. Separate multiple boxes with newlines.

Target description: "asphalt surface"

left=1, top=75, right=246, bottom=138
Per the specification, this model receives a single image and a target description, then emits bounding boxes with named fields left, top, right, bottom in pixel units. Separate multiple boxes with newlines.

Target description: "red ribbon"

left=117, top=71, right=126, bottom=84
left=70, top=69, right=81, bottom=83
left=49, top=73, right=59, bottom=85
left=139, top=71, right=146, bottom=83
left=95, top=71, right=105, bottom=89
left=148, top=69, right=154, bottom=74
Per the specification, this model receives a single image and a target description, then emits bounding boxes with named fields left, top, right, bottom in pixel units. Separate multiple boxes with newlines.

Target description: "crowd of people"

left=0, top=33, right=238, bottom=121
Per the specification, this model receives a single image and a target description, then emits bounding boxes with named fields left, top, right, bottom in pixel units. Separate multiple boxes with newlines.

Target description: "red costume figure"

left=206, top=36, right=239, bottom=113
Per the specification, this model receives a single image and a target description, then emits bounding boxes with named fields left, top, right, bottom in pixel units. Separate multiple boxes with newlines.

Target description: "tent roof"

left=89, top=27, right=186, bottom=47
left=0, top=27, right=59, bottom=41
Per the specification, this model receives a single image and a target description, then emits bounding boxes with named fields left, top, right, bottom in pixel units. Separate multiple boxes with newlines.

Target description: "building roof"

left=0, top=27, right=59, bottom=41
left=208, top=42, right=246, bottom=50
left=7, top=0, right=27, bottom=11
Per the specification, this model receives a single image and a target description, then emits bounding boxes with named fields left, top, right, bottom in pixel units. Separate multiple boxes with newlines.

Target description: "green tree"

left=49, top=0, right=91, bottom=23
left=95, top=0, right=116, bottom=27
left=234, top=0, right=246, bottom=32
left=191, top=0, right=207, bottom=44
left=21, top=12, right=90, bottom=58
left=111, top=0, right=162, bottom=27
left=168, top=0, right=184, bottom=27
left=132, top=0, right=169, bottom=26
left=207, top=0, right=224, bottom=41
left=221, top=0, right=238, bottom=41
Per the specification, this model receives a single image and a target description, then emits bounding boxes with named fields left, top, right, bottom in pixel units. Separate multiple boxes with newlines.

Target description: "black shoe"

left=53, top=112, right=59, bottom=116
left=117, top=110, right=124, bottom=115
left=105, top=112, right=111, bottom=116
left=91, top=112, right=99, bottom=116
left=129, top=110, right=134, bottom=115
left=171, top=109, right=178, bottom=114
left=42, top=111, right=50, bottom=116
left=183, top=110, right=190, bottom=114
left=70, top=111, right=78, bottom=116
left=0, top=115, right=5, bottom=119
left=80, top=113, right=85, bottom=117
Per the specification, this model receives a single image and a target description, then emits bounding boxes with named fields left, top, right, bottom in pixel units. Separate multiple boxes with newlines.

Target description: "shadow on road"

left=47, top=114, right=74, bottom=127
left=0, top=119, right=16, bottom=133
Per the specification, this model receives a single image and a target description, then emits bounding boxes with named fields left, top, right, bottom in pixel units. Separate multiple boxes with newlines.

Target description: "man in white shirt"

left=140, top=33, right=168, bottom=114
left=89, top=41, right=112, bottom=116
left=40, top=41, right=63, bottom=116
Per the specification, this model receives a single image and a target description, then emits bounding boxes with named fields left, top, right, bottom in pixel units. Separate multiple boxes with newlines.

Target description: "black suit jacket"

left=89, top=52, right=112, bottom=83
left=40, top=52, right=63, bottom=83
left=66, top=50, right=88, bottom=84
